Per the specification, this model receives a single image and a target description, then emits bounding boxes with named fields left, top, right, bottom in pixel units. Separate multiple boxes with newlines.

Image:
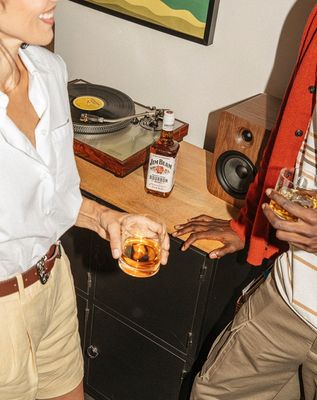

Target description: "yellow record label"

left=73, top=96, right=105, bottom=111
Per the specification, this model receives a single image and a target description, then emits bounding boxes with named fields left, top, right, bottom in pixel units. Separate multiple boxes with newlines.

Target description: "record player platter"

left=68, top=80, right=136, bottom=134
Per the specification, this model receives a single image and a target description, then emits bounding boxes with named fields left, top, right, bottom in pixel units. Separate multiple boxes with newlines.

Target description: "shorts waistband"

left=0, top=243, right=61, bottom=297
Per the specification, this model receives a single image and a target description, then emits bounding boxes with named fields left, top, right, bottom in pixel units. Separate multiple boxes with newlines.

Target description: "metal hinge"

left=87, top=271, right=92, bottom=292
left=84, top=304, right=90, bottom=326
left=186, top=331, right=193, bottom=349
left=180, top=331, right=194, bottom=380
left=199, top=262, right=208, bottom=281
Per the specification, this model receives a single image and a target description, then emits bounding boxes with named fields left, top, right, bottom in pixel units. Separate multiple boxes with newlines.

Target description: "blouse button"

left=295, top=129, right=303, bottom=137
left=308, top=86, right=317, bottom=94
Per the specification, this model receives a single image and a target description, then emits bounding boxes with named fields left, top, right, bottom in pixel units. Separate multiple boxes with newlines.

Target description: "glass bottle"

left=145, top=110, right=180, bottom=198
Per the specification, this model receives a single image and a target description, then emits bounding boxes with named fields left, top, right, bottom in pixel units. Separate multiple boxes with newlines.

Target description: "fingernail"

left=262, top=203, right=266, bottom=209
left=113, top=249, right=120, bottom=259
left=266, top=188, right=272, bottom=196
left=181, top=246, right=185, bottom=251
left=174, top=225, right=180, bottom=229
left=209, top=252, right=218, bottom=259
left=171, top=232, right=177, bottom=236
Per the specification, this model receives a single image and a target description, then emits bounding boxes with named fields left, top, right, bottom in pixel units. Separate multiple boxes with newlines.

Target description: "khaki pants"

left=191, top=272, right=317, bottom=400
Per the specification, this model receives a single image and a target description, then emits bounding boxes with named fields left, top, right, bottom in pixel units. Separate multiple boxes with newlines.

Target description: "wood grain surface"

left=76, top=141, right=239, bottom=253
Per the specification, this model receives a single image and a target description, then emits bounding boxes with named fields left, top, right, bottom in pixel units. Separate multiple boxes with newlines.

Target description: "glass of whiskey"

left=118, top=214, right=166, bottom=278
left=269, top=168, right=317, bottom=221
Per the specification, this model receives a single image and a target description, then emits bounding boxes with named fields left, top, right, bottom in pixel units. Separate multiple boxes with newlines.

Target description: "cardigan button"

left=295, top=129, right=303, bottom=137
left=308, top=85, right=317, bottom=94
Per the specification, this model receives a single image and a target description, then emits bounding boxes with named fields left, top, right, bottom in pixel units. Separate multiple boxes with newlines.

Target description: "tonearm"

left=80, top=107, right=166, bottom=124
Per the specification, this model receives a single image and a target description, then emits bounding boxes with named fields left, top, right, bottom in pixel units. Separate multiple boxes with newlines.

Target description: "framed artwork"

left=69, top=0, right=220, bottom=45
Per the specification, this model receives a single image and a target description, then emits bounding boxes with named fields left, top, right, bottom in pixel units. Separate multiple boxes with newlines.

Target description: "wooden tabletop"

left=76, top=141, right=239, bottom=253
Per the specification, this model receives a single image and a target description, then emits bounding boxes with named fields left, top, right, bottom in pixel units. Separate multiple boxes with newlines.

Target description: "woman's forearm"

left=75, top=197, right=127, bottom=257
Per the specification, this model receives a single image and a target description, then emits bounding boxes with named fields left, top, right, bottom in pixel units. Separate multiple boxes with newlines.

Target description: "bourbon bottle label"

left=146, top=154, right=177, bottom=193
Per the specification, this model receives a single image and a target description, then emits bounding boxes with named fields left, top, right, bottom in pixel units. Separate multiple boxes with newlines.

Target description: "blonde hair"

left=0, top=1, right=21, bottom=92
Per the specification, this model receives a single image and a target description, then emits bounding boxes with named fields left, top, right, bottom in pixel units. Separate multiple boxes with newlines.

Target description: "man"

left=173, top=4, right=317, bottom=399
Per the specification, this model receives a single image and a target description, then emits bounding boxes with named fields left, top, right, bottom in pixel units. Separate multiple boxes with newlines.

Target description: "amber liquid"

left=119, top=237, right=161, bottom=278
left=269, top=188, right=317, bottom=221
left=146, top=131, right=179, bottom=198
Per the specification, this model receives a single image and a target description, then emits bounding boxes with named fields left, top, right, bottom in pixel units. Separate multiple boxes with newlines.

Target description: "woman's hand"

left=101, top=212, right=170, bottom=264
left=262, top=188, right=317, bottom=252
left=172, top=215, right=245, bottom=258
left=76, top=198, right=169, bottom=263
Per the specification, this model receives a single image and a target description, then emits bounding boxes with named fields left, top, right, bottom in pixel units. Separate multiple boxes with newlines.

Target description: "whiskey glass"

left=269, top=168, right=317, bottom=221
left=118, top=214, right=165, bottom=278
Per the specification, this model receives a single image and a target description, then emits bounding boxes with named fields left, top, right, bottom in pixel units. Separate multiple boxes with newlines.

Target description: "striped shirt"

left=275, top=108, right=317, bottom=330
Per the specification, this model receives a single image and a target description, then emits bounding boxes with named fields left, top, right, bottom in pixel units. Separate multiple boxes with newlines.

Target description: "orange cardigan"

left=231, top=5, right=317, bottom=266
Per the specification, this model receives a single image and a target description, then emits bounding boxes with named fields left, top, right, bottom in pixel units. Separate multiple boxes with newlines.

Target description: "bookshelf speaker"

left=208, top=93, right=281, bottom=208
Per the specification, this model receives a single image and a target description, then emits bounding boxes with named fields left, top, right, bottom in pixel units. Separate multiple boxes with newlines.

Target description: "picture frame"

left=68, top=0, right=220, bottom=46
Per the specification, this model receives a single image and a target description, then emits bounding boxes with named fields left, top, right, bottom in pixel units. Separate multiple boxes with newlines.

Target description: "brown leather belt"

left=0, top=243, right=61, bottom=298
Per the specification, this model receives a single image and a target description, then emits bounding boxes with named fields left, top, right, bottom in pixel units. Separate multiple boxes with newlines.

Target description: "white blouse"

left=0, top=46, right=82, bottom=279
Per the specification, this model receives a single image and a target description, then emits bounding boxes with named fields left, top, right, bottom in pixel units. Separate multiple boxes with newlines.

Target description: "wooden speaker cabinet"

left=208, top=93, right=281, bottom=208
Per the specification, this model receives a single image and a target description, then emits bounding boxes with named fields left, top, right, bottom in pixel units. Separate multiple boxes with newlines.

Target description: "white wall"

left=55, top=0, right=315, bottom=149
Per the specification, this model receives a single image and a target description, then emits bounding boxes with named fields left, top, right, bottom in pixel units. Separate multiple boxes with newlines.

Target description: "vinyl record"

left=68, top=82, right=136, bottom=134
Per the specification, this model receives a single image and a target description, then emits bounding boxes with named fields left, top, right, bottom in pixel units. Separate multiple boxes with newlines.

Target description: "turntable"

left=69, top=79, right=189, bottom=177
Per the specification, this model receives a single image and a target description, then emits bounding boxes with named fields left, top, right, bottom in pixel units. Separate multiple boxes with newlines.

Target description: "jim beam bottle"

left=145, top=110, right=179, bottom=198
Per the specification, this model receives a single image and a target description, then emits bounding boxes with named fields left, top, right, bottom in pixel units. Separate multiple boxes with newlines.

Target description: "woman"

left=0, top=1, right=170, bottom=399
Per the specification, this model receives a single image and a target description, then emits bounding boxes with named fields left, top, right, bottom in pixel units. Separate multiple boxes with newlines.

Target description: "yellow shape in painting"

left=73, top=96, right=105, bottom=111
left=92, top=0, right=205, bottom=28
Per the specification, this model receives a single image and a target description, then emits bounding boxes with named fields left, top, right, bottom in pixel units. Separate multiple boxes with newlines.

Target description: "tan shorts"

left=0, top=250, right=84, bottom=400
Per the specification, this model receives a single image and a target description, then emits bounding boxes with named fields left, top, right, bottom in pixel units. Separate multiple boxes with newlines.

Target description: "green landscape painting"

left=70, top=0, right=219, bottom=45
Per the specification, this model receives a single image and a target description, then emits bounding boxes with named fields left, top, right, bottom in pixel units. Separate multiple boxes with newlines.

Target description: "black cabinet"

left=92, top=234, right=212, bottom=355
left=62, top=196, right=264, bottom=400
left=88, top=306, right=185, bottom=400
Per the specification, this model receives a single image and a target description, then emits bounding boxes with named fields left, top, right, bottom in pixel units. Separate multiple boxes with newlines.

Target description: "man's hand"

left=172, top=215, right=245, bottom=258
left=262, top=188, right=317, bottom=252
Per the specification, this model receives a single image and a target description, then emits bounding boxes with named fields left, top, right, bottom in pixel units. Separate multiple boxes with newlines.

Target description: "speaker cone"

left=215, top=151, right=256, bottom=199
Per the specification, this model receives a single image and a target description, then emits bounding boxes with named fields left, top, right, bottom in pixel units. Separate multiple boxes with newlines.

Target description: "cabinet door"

left=85, top=305, right=185, bottom=400
left=92, top=235, right=212, bottom=354
left=76, top=294, right=88, bottom=352
left=62, top=227, right=93, bottom=377
left=62, top=227, right=93, bottom=294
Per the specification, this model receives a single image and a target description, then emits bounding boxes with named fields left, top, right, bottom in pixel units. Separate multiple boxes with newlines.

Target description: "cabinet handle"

left=87, top=345, right=99, bottom=359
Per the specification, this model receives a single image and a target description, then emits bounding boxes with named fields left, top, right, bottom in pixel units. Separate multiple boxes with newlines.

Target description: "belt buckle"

left=56, top=240, right=62, bottom=258
left=36, top=255, right=49, bottom=284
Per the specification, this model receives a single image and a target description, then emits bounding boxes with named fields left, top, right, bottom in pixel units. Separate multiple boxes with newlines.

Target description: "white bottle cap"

left=163, top=110, right=175, bottom=131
